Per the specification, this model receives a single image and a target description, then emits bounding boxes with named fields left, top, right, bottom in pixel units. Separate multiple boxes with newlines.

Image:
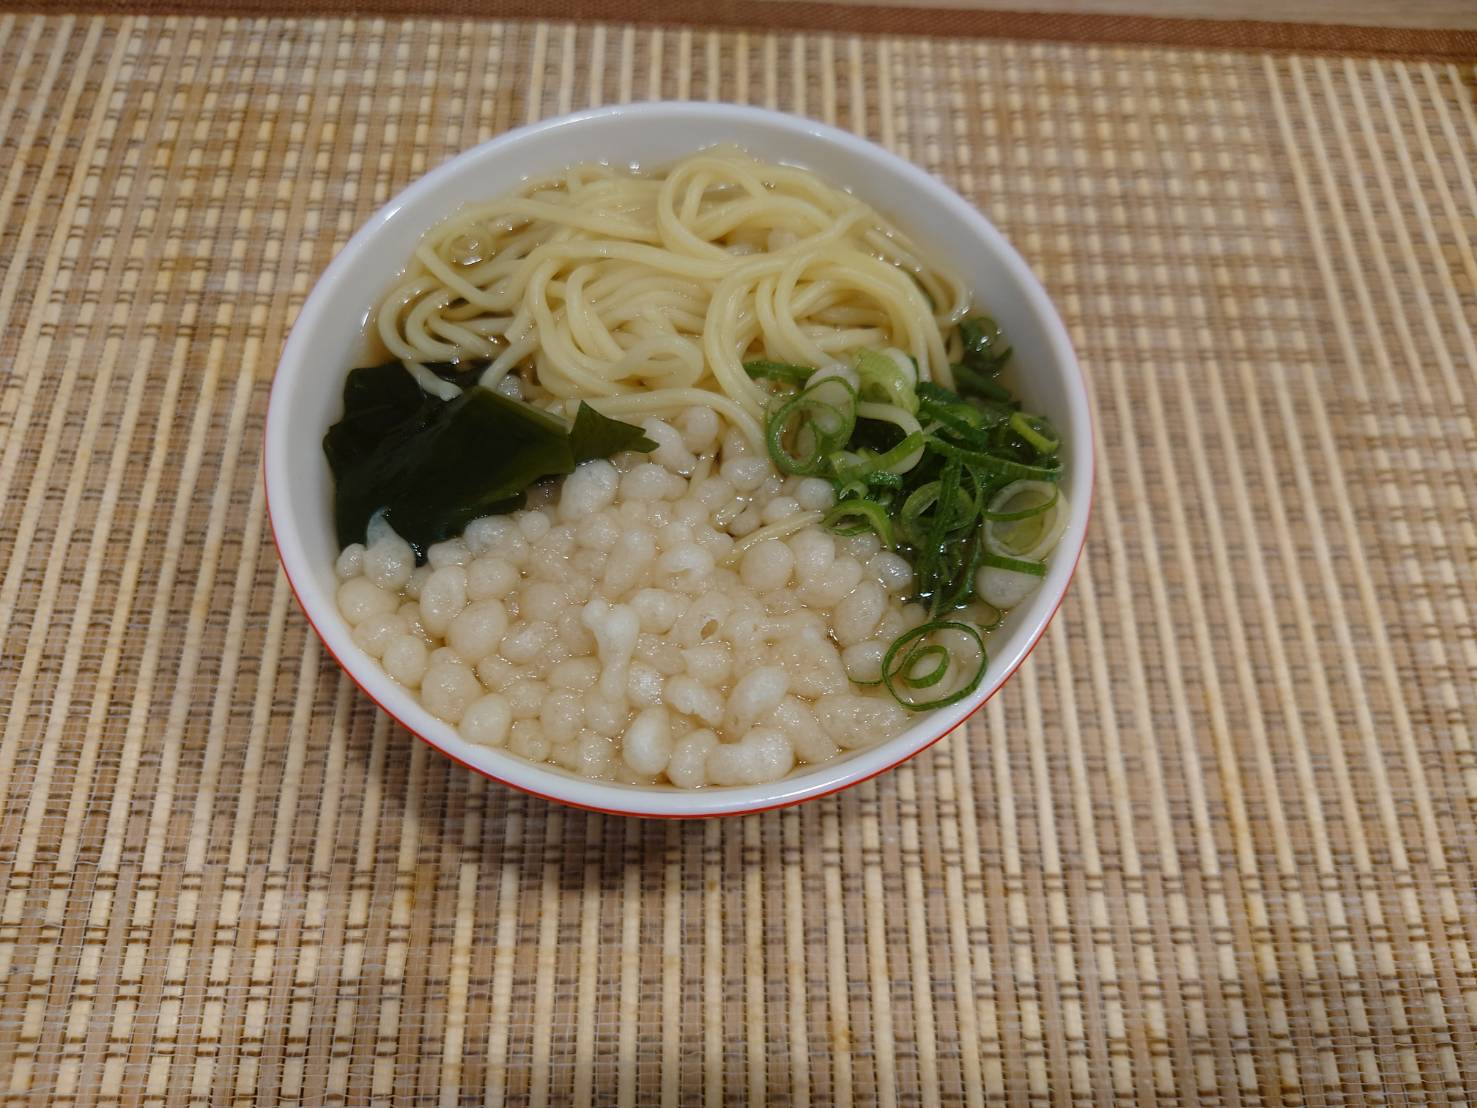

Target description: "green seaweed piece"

left=324, top=363, right=652, bottom=560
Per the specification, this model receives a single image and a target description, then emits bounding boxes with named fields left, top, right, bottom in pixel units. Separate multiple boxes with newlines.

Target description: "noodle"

left=374, top=146, right=970, bottom=444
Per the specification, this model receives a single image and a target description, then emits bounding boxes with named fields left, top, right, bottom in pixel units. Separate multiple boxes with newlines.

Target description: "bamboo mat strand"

left=1, top=14, right=1476, bottom=1105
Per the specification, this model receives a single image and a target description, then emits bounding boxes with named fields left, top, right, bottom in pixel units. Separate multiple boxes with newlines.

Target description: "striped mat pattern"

left=1, top=13, right=1475, bottom=1103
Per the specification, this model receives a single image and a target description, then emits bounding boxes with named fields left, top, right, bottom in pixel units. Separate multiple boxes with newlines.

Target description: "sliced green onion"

left=984, top=481, right=1069, bottom=561
left=980, top=483, right=1057, bottom=523
left=899, top=477, right=977, bottom=547
left=829, top=437, right=925, bottom=509
left=855, top=348, right=918, bottom=414
left=834, top=467, right=904, bottom=499
left=917, top=380, right=1015, bottom=434
left=958, top=317, right=1012, bottom=375
left=921, top=405, right=989, bottom=440
left=881, top=620, right=988, bottom=711
left=971, top=599, right=1005, bottom=633
left=866, top=471, right=904, bottom=491
left=834, top=432, right=927, bottom=487
left=899, top=482, right=941, bottom=537
left=855, top=405, right=925, bottom=473
left=915, top=380, right=972, bottom=412
left=978, top=551, right=1047, bottom=577
left=828, top=449, right=866, bottom=482
left=980, top=496, right=1056, bottom=524
left=927, top=438, right=1064, bottom=482
left=737, top=317, right=1067, bottom=696
left=898, top=644, right=949, bottom=688
left=918, top=456, right=967, bottom=603
left=765, top=378, right=857, bottom=476
left=953, top=365, right=1014, bottom=402
left=931, top=527, right=986, bottom=616
left=744, top=359, right=814, bottom=385
left=823, top=498, right=896, bottom=548
left=1009, top=411, right=1061, bottom=454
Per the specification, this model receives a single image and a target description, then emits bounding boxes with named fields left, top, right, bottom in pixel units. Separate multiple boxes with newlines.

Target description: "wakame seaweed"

left=568, top=401, right=659, bottom=463
left=324, top=362, right=654, bottom=560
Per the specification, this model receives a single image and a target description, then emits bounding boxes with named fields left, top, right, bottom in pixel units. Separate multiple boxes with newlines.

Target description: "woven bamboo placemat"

left=1, top=12, right=1475, bottom=1104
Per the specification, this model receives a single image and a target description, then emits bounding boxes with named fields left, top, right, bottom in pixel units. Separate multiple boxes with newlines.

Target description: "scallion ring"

left=855, top=348, right=919, bottom=414
left=765, top=378, right=858, bottom=476
left=881, top=620, right=988, bottom=711
left=899, top=479, right=978, bottom=545
left=983, top=481, right=1069, bottom=561
left=855, top=403, right=926, bottom=473
left=979, top=485, right=1058, bottom=522
left=822, top=498, right=896, bottom=548
left=829, top=433, right=926, bottom=491
left=898, top=643, right=950, bottom=689
left=971, top=599, right=1005, bottom=633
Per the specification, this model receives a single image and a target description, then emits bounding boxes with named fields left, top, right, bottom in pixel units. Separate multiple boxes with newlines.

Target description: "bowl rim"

left=264, top=100, right=1094, bottom=818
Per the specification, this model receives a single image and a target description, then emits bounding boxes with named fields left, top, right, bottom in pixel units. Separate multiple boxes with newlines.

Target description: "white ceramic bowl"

left=265, top=102, right=1091, bottom=817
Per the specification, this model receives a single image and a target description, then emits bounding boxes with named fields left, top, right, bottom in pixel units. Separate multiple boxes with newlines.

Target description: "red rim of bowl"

left=262, top=102, right=1094, bottom=819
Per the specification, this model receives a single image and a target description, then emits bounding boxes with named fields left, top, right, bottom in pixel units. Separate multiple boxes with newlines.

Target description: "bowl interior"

left=266, top=103, right=1090, bottom=816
